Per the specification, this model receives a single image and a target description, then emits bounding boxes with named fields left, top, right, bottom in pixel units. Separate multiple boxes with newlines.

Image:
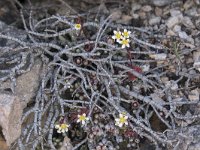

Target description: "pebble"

left=173, top=25, right=181, bottom=33
left=155, top=7, right=163, bottom=16
left=149, top=53, right=167, bottom=60
left=182, top=17, right=195, bottom=28
left=170, top=10, right=183, bottom=17
left=141, top=5, right=152, bottom=12
left=166, top=16, right=182, bottom=28
left=152, top=0, right=175, bottom=7
left=149, top=16, right=161, bottom=25
left=178, top=31, right=194, bottom=44
left=188, top=89, right=199, bottom=101
left=131, top=3, right=141, bottom=12
left=185, top=8, right=198, bottom=16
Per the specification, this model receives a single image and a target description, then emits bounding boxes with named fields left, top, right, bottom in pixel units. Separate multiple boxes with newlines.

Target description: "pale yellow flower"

left=112, top=30, right=122, bottom=42
left=74, top=24, right=81, bottom=30
left=115, top=113, right=128, bottom=127
left=55, top=123, right=70, bottom=133
left=77, top=113, right=89, bottom=125
left=122, top=29, right=131, bottom=38
left=118, top=38, right=130, bottom=48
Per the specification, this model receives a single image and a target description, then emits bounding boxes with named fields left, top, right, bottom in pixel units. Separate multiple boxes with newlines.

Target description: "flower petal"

left=55, top=125, right=60, bottom=129
left=82, top=120, right=86, bottom=125
left=118, top=123, right=123, bottom=127
left=77, top=119, right=81, bottom=123
left=57, top=130, right=61, bottom=133
left=112, top=36, right=116, bottom=39
left=119, top=114, right=123, bottom=118
left=127, top=44, right=130, bottom=47
left=113, top=30, right=117, bottom=34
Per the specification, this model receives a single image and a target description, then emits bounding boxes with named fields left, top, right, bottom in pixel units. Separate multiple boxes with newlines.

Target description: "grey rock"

left=166, top=16, right=182, bottom=28
left=152, top=0, right=177, bottom=6
left=131, top=3, right=141, bottom=12
left=185, top=8, right=198, bottom=16
left=178, top=31, right=194, bottom=44
left=170, top=9, right=183, bottom=17
left=149, top=16, right=161, bottom=25
left=182, top=17, right=195, bottom=28
left=141, top=5, right=152, bottom=12
left=173, top=25, right=181, bottom=33
left=0, top=94, right=22, bottom=146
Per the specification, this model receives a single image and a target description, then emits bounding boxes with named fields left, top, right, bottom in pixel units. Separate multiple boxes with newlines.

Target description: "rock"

left=0, top=0, right=19, bottom=24
left=132, top=13, right=139, bottom=19
left=188, top=89, right=199, bottom=101
left=138, top=11, right=146, bottom=19
left=155, top=7, right=163, bottom=16
left=149, top=53, right=167, bottom=60
left=0, top=94, right=22, bottom=146
left=170, top=10, right=183, bottom=17
left=182, top=17, right=195, bottom=29
left=15, top=59, right=43, bottom=109
left=59, top=136, right=73, bottom=150
left=0, top=135, right=9, bottom=150
left=193, top=62, right=200, bottom=72
left=183, top=0, right=194, bottom=10
left=152, top=0, right=176, bottom=6
left=173, top=25, right=181, bottom=33
left=131, top=3, right=141, bottom=12
left=110, top=10, right=122, bottom=21
left=195, top=18, right=200, bottom=30
left=141, top=5, right=152, bottom=12
left=185, top=8, right=198, bottom=17
left=166, top=16, right=182, bottom=28
left=117, top=15, right=133, bottom=24
left=178, top=31, right=194, bottom=44
left=149, top=16, right=161, bottom=25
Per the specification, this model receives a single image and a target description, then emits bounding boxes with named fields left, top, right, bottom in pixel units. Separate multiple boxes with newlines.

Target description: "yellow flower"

left=112, top=30, right=122, bottom=42
left=55, top=123, right=70, bottom=133
left=119, top=38, right=130, bottom=48
left=74, top=24, right=81, bottom=30
left=77, top=113, right=89, bottom=125
left=122, top=29, right=131, bottom=38
left=115, top=113, right=128, bottom=127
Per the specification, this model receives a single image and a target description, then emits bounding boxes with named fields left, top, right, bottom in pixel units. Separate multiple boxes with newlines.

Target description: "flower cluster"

left=112, top=29, right=131, bottom=48
left=55, top=113, right=89, bottom=133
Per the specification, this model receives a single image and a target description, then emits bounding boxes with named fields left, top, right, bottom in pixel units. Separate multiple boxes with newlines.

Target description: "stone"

left=182, top=17, right=195, bottom=29
left=0, top=94, right=22, bottom=146
left=131, top=3, right=141, bottom=12
left=185, top=8, right=198, bottom=17
left=141, top=5, right=152, bottom=12
left=155, top=7, right=163, bottom=16
left=173, top=25, right=181, bottom=33
left=183, top=0, right=195, bottom=10
left=149, top=16, right=161, bottom=25
left=178, top=31, right=194, bottom=44
left=170, top=10, right=183, bottom=17
left=188, top=89, right=199, bottom=101
left=117, top=15, right=133, bottom=24
left=149, top=53, right=167, bottom=60
left=15, top=59, right=43, bottom=109
left=166, top=16, right=182, bottom=28
left=110, top=10, right=122, bottom=21
left=152, top=0, right=176, bottom=6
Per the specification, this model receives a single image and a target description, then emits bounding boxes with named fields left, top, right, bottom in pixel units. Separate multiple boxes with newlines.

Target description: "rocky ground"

left=0, top=0, right=200, bottom=150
